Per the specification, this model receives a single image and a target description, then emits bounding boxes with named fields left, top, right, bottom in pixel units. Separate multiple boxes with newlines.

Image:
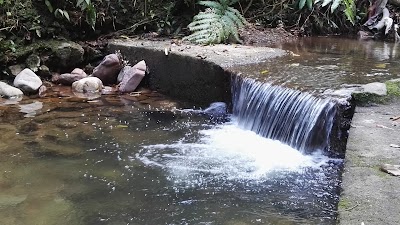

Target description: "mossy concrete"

left=108, top=38, right=286, bottom=106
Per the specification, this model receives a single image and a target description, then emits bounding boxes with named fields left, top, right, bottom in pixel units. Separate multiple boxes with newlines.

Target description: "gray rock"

left=19, top=101, right=43, bottom=117
left=37, top=65, right=51, bottom=78
left=92, top=53, right=123, bottom=85
left=25, top=54, right=41, bottom=72
left=118, top=60, right=147, bottom=93
left=8, top=64, right=24, bottom=76
left=380, top=164, right=400, bottom=176
left=55, top=41, right=84, bottom=68
left=203, top=102, right=227, bottom=118
left=13, top=68, right=43, bottom=93
left=54, top=68, right=88, bottom=85
left=359, top=82, right=387, bottom=96
left=0, top=81, right=23, bottom=98
left=72, top=77, right=103, bottom=93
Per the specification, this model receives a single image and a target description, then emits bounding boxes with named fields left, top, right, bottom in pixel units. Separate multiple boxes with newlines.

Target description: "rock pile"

left=1, top=52, right=147, bottom=101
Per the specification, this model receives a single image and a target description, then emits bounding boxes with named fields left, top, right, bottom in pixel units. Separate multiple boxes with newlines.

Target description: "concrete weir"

left=108, top=39, right=354, bottom=158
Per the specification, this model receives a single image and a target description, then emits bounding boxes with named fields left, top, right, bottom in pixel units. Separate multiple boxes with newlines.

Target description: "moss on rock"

left=385, top=79, right=400, bottom=97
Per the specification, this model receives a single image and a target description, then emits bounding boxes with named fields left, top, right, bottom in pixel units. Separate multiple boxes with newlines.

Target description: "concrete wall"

left=108, top=43, right=232, bottom=106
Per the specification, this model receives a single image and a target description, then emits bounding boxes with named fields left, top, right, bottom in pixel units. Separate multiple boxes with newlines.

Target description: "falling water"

left=232, top=76, right=337, bottom=154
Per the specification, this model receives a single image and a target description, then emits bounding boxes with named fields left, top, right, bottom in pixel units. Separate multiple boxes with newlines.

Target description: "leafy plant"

left=76, top=0, right=97, bottom=30
left=298, top=0, right=356, bottom=25
left=183, top=0, right=248, bottom=45
left=44, top=0, right=97, bottom=30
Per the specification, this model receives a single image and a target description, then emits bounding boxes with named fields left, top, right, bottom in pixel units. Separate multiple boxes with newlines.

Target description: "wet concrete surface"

left=338, top=99, right=400, bottom=225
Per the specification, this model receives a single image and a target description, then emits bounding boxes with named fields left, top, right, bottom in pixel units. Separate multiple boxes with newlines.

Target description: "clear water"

left=4, top=36, right=396, bottom=225
left=0, top=91, right=341, bottom=225
left=230, top=37, right=400, bottom=93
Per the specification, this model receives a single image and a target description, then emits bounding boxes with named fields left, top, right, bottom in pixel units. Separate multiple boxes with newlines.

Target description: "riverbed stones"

left=0, top=82, right=23, bottom=98
left=72, top=77, right=103, bottom=93
left=7, top=64, right=24, bottom=76
left=118, top=60, right=147, bottom=93
left=92, top=53, right=123, bottom=85
left=13, top=68, right=43, bottom=93
left=53, top=68, right=88, bottom=85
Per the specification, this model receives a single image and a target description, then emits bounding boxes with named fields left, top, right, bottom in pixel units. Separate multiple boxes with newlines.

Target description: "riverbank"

left=338, top=98, right=400, bottom=225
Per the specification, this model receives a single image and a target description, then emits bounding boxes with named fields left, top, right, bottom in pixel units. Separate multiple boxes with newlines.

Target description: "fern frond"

left=198, top=1, right=225, bottom=11
left=184, top=0, right=247, bottom=45
left=226, top=7, right=248, bottom=26
left=188, top=17, right=218, bottom=28
left=188, top=23, right=214, bottom=32
left=193, top=12, right=220, bottom=20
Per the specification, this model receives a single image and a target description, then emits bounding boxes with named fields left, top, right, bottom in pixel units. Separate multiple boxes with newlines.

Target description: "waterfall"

left=232, top=77, right=336, bottom=154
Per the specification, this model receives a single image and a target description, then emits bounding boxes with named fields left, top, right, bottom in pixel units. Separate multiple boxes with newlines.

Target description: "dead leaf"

left=374, top=63, right=387, bottom=69
left=380, top=164, right=400, bottom=176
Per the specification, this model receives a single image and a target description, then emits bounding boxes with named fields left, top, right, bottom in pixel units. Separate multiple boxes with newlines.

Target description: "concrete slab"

left=338, top=100, right=400, bottom=225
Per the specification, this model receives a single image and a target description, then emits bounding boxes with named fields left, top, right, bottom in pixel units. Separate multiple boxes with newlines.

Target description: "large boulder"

left=92, top=53, right=123, bottom=85
left=13, top=68, right=43, bottom=93
left=53, top=68, right=88, bottom=85
left=0, top=81, right=23, bottom=98
left=72, top=77, right=103, bottom=93
left=54, top=41, right=84, bottom=68
left=118, top=60, right=147, bottom=93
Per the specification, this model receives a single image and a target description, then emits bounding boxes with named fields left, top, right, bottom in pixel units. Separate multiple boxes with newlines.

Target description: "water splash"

left=232, top=77, right=336, bottom=153
left=136, top=120, right=332, bottom=186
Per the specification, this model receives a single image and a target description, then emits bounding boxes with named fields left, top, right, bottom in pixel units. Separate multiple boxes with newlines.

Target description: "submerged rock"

left=0, top=82, right=23, bottom=98
left=13, top=68, right=43, bottom=93
left=72, top=77, right=103, bottom=93
left=118, top=60, right=147, bottom=93
left=203, top=102, right=227, bottom=118
left=92, top=53, right=123, bottom=85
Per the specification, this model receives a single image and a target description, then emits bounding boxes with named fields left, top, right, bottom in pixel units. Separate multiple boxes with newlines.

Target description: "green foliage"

left=184, top=0, right=247, bottom=45
left=299, top=0, right=356, bottom=25
left=44, top=0, right=97, bottom=30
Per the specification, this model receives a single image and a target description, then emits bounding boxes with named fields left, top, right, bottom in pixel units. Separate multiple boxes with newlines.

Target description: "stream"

left=1, top=37, right=399, bottom=225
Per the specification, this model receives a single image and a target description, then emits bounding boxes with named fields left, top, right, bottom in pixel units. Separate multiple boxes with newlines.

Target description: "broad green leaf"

left=322, top=0, right=333, bottom=7
left=306, top=0, right=313, bottom=9
left=76, top=0, right=84, bottom=7
left=331, top=0, right=341, bottom=13
left=63, top=10, right=70, bottom=21
left=35, top=29, right=41, bottom=38
left=45, top=0, right=53, bottom=13
left=298, top=0, right=306, bottom=9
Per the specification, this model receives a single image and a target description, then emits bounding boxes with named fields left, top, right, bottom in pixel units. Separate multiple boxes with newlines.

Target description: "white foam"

left=135, top=120, right=332, bottom=182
